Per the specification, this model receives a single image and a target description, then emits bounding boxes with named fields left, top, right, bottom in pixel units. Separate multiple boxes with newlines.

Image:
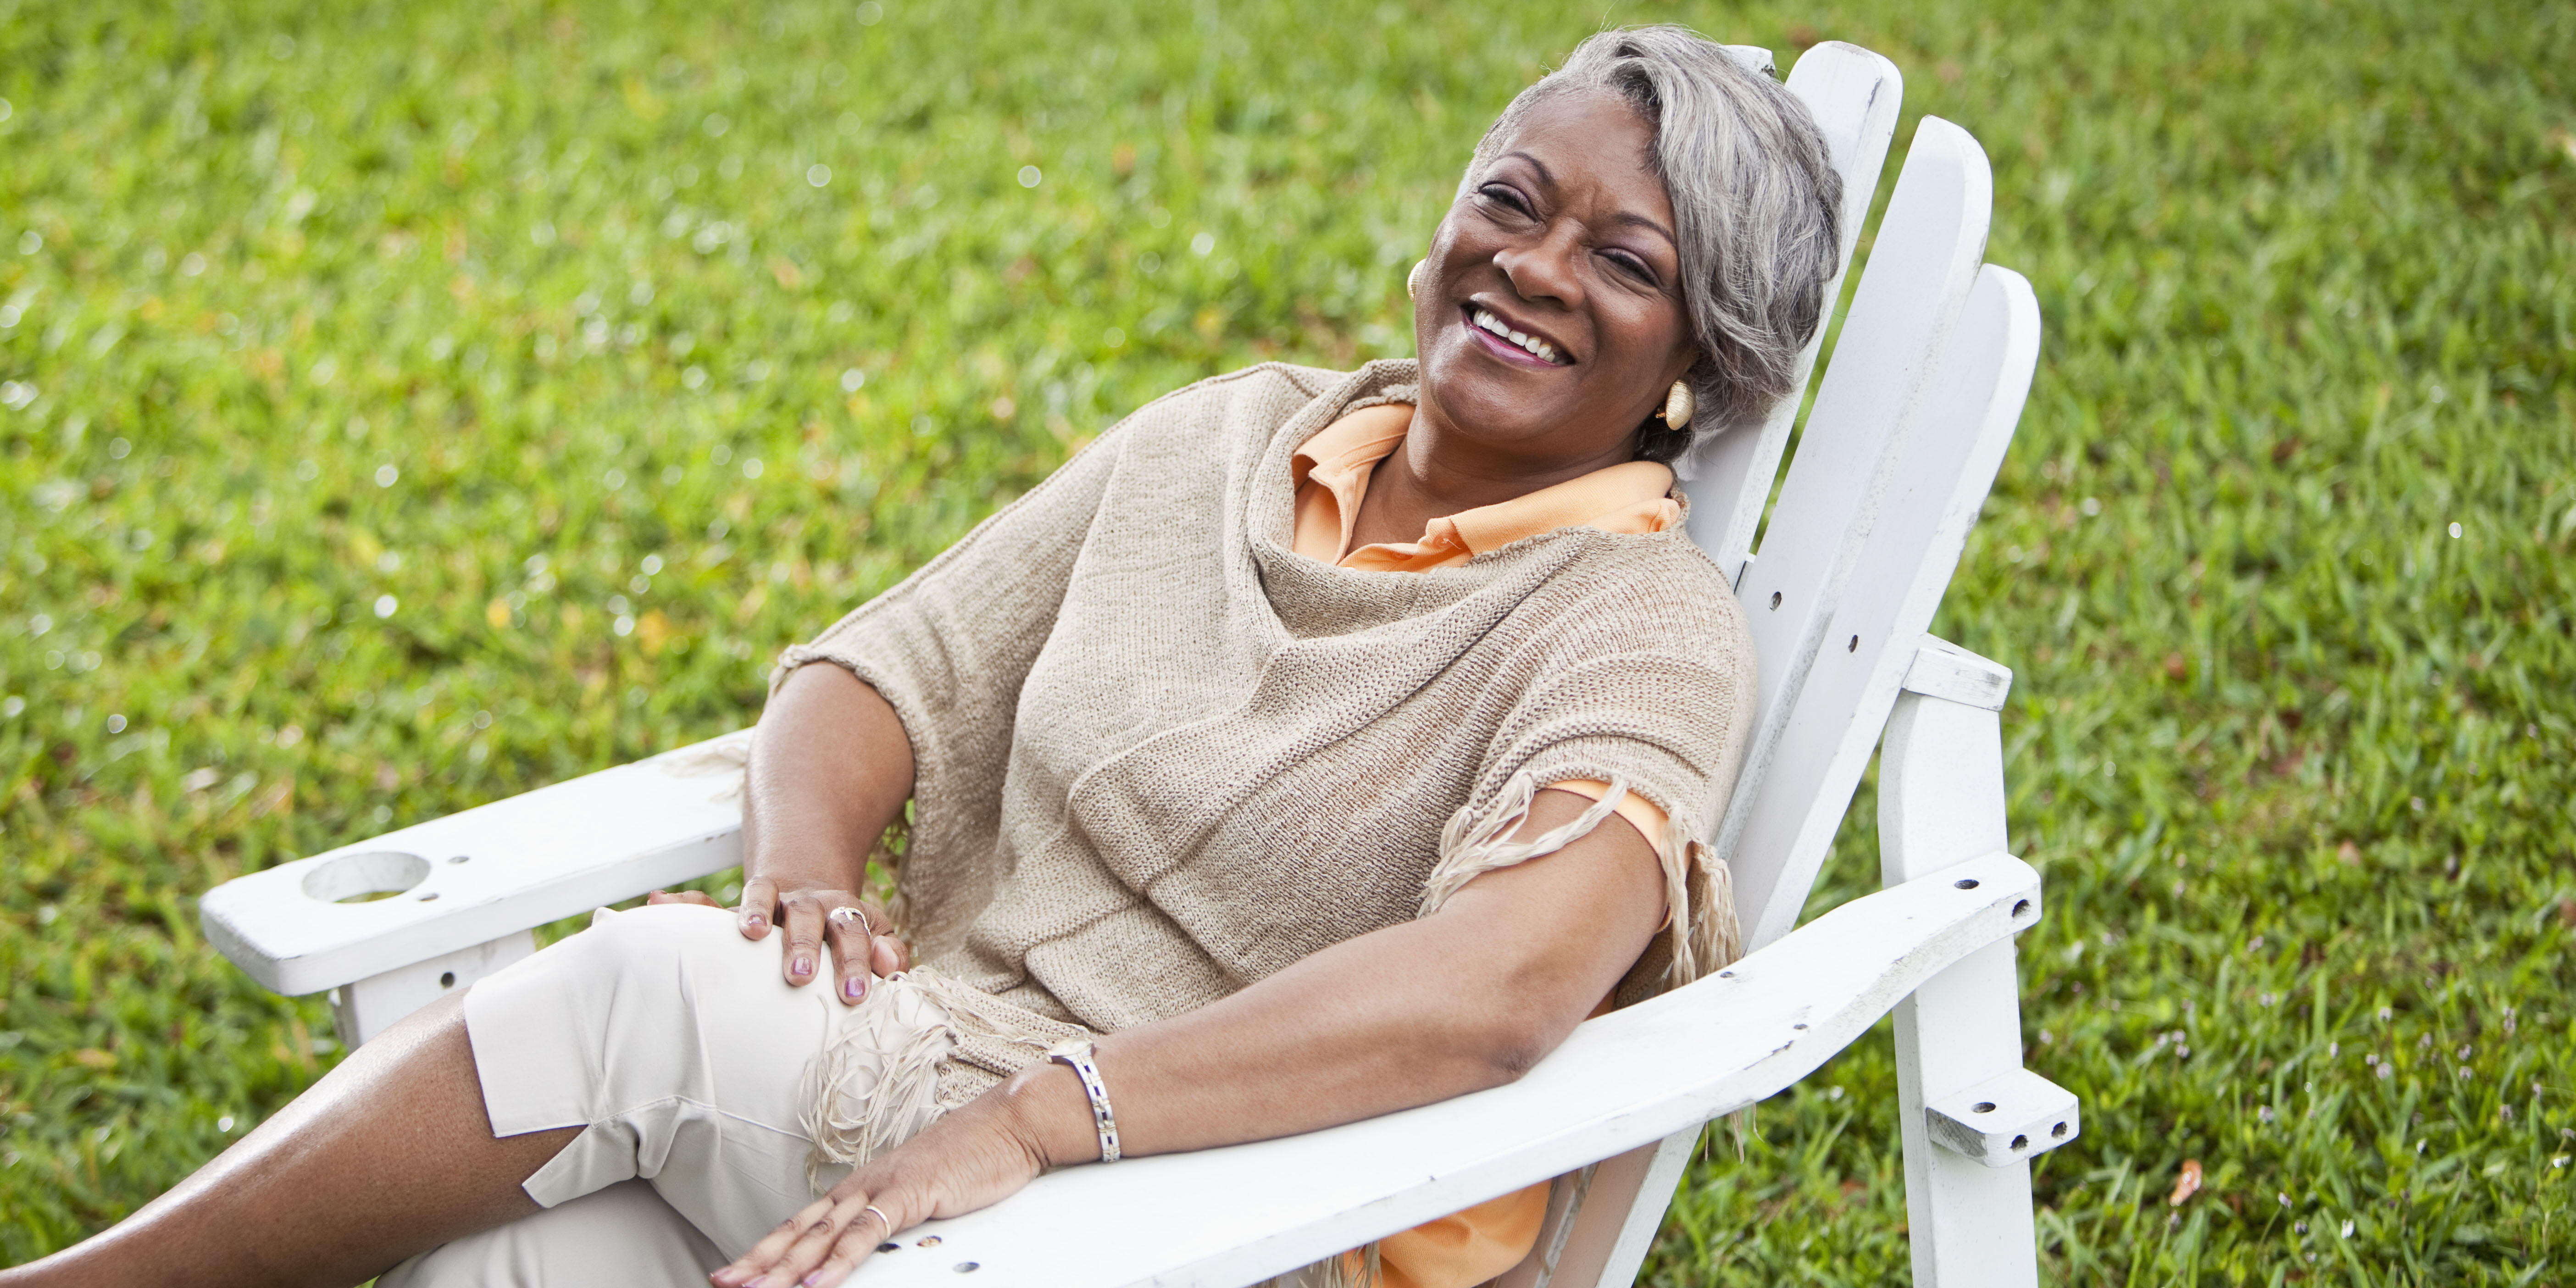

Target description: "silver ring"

left=859, top=1204, right=890, bottom=1236
left=828, top=906, right=869, bottom=931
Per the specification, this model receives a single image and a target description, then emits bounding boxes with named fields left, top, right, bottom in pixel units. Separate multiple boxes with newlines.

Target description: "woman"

left=6, top=26, right=1838, bottom=1288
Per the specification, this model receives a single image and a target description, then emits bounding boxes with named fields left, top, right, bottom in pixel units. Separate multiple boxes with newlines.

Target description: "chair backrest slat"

left=1700, top=117, right=1994, bottom=944
left=1682, top=43, right=1903, bottom=578
left=1732, top=264, right=2040, bottom=947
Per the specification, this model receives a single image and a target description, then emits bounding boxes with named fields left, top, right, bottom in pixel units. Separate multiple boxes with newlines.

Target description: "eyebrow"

left=1498, top=150, right=1678, bottom=249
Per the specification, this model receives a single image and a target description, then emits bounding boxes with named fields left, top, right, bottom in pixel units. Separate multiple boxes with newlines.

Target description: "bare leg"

left=1, top=991, right=577, bottom=1288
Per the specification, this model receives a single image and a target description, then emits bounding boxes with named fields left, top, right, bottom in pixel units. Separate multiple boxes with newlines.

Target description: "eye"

left=1602, top=249, right=1659, bottom=287
left=1476, top=183, right=1534, bottom=218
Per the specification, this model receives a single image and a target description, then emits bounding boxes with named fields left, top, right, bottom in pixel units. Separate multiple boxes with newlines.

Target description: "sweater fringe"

left=1673, top=831, right=1744, bottom=989
left=1420, top=772, right=1744, bottom=994
left=1417, top=771, right=1622, bottom=918
left=797, top=993, right=951, bottom=1191
left=797, top=965, right=1090, bottom=1191
left=650, top=729, right=755, bottom=801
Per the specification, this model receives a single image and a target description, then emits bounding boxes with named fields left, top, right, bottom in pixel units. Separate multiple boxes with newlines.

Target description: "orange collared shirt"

left=1292, top=402, right=1683, bottom=572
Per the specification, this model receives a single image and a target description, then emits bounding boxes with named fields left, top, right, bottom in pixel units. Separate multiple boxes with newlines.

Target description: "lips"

left=1464, top=304, right=1571, bottom=366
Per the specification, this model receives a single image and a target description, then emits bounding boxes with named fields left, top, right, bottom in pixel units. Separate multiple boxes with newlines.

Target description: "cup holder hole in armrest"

left=300, top=851, right=432, bottom=904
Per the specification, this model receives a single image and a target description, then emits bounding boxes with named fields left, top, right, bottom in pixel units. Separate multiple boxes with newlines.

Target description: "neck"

left=1346, top=389, right=1639, bottom=550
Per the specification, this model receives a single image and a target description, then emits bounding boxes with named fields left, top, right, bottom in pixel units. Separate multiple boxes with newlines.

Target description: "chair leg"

left=1880, top=679, right=2041, bottom=1287
left=1891, top=943, right=2041, bottom=1286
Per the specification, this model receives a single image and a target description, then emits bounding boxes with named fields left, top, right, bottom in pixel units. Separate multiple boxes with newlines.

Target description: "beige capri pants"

left=380, top=902, right=953, bottom=1288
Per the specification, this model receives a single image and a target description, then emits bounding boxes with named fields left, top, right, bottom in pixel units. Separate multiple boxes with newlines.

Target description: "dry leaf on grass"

left=2169, top=1158, right=2204, bottom=1207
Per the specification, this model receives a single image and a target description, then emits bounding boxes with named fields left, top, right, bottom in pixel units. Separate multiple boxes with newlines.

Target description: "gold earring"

left=1407, top=259, right=1427, bottom=301
left=1663, top=380, right=1694, bottom=431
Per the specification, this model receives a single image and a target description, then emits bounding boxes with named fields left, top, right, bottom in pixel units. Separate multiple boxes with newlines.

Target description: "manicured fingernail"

left=745, top=915, right=766, bottom=933
left=792, top=955, right=813, bottom=977
left=844, top=977, right=866, bottom=1000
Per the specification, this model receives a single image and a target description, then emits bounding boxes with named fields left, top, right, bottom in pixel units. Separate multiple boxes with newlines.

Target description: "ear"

left=1659, top=292, right=1703, bottom=388
left=1662, top=340, right=1703, bottom=394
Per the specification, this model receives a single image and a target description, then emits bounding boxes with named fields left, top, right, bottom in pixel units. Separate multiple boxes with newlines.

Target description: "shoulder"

left=1102, top=359, right=1415, bottom=453
left=1510, top=533, right=1754, bottom=677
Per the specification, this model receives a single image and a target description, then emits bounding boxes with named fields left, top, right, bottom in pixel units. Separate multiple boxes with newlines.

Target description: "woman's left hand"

left=710, top=1065, right=1089, bottom=1288
left=645, top=886, right=911, bottom=1005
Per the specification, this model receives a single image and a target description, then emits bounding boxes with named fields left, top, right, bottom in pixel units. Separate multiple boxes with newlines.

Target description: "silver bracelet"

left=1045, top=1038, right=1121, bottom=1164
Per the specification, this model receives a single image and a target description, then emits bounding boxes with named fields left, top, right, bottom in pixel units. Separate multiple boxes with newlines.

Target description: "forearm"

left=744, top=662, right=915, bottom=889
left=713, top=793, right=1670, bottom=1288
left=995, top=791, right=1667, bottom=1166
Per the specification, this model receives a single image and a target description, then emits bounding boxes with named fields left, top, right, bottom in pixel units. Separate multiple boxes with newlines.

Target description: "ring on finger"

left=859, top=1204, right=891, bottom=1237
left=828, top=906, right=869, bottom=931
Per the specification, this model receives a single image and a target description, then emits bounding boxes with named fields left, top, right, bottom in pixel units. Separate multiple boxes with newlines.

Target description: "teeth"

left=1472, top=308, right=1561, bottom=364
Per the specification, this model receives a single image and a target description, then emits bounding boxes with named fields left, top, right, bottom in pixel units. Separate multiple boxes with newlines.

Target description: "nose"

left=1492, top=220, right=1587, bottom=308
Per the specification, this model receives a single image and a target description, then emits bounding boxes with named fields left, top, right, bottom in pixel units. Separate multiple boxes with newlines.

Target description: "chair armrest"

left=198, top=731, right=751, bottom=997
left=844, top=851, right=2043, bottom=1288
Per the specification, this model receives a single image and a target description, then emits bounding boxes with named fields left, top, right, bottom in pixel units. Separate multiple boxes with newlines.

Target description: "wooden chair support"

left=1883, top=647, right=2074, bottom=1288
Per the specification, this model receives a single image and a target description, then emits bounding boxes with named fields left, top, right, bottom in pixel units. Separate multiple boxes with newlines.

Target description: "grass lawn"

left=3, top=0, right=2572, bottom=1280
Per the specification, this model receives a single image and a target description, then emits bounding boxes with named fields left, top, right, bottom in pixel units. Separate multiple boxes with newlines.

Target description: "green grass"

left=1, top=0, right=2570, bottom=1281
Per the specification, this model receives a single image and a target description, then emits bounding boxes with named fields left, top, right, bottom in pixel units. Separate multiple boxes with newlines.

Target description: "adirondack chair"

left=199, top=40, right=2069, bottom=1287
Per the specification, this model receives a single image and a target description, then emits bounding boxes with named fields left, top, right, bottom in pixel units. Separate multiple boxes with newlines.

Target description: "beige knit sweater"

left=778, top=359, right=1757, bottom=1121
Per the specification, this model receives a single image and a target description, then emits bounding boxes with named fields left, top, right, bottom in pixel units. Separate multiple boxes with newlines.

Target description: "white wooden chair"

left=200, top=41, right=2069, bottom=1287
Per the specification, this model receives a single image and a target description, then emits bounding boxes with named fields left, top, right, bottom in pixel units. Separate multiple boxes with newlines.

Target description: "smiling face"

left=1411, top=89, right=1700, bottom=472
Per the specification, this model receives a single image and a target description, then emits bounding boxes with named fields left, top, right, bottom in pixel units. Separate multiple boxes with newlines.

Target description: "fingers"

left=713, top=1189, right=899, bottom=1288
left=780, top=894, right=826, bottom=988
left=825, top=905, right=875, bottom=1005
left=799, top=1194, right=899, bottom=1288
left=712, top=1194, right=832, bottom=1287
left=871, top=931, right=911, bottom=977
left=795, top=1233, right=875, bottom=1288
left=738, top=876, right=778, bottom=939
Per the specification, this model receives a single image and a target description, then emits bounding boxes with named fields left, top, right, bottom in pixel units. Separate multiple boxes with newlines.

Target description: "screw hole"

left=954, top=1263, right=980, bottom=1274
left=1847, top=634, right=1859, bottom=652
left=1971, top=1101, right=1998, bottom=1114
left=1793, top=1022, right=1807, bottom=1030
left=2012, top=899, right=2032, bottom=916
left=2011, top=1134, right=2030, bottom=1150
left=1954, top=878, right=1981, bottom=890
left=1719, top=970, right=1736, bottom=978
left=917, top=1237, right=942, bottom=1248
left=1769, top=591, right=1782, bottom=609
left=2052, top=1121, right=2069, bottom=1138
left=878, top=1243, right=900, bottom=1253
left=416, top=891, right=441, bottom=901
left=447, top=854, right=472, bottom=864
left=439, top=971, right=456, bottom=988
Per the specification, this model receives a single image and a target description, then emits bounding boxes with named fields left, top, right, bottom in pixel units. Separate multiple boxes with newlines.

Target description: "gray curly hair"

left=1463, top=27, right=1843, bottom=461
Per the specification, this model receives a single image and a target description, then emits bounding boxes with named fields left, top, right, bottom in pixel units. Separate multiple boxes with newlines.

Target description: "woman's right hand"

left=710, top=1057, right=1095, bottom=1288
left=646, top=878, right=910, bottom=1004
